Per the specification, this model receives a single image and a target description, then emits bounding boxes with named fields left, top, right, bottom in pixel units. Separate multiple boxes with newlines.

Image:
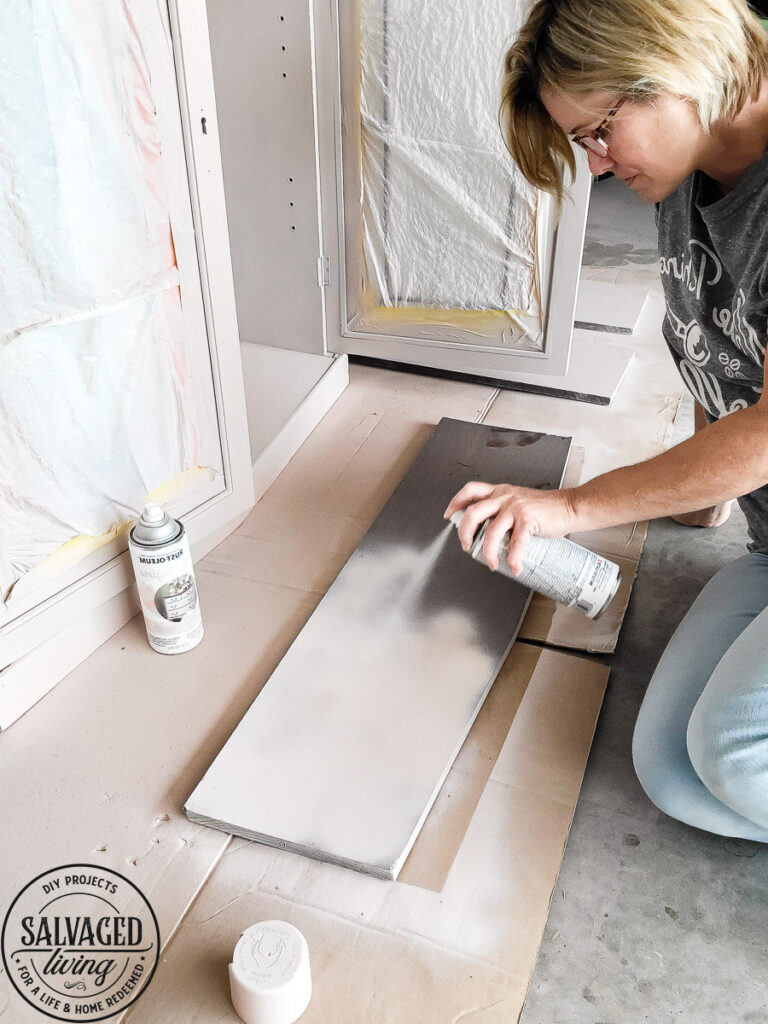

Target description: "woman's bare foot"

left=671, top=501, right=733, bottom=528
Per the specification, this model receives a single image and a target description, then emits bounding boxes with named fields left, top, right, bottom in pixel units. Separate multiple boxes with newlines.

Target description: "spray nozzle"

left=142, top=502, right=165, bottom=524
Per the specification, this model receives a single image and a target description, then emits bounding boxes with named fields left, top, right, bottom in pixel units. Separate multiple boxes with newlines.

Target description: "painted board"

left=185, top=417, right=571, bottom=879
left=575, top=279, right=650, bottom=334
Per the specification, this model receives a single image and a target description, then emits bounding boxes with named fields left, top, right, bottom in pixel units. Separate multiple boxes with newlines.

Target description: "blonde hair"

left=501, top=0, right=768, bottom=199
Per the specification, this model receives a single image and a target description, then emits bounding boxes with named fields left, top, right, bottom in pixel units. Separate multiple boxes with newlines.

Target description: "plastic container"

left=229, top=921, right=312, bottom=1024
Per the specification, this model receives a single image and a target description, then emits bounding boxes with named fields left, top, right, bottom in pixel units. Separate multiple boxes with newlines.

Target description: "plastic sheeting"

left=359, top=0, right=538, bottom=314
left=0, top=0, right=222, bottom=601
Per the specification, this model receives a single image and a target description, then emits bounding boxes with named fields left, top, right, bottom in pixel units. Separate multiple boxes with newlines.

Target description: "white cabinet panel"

left=0, top=0, right=254, bottom=671
left=206, top=0, right=327, bottom=355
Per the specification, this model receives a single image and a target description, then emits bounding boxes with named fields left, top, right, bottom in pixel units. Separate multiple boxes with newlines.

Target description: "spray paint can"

left=450, top=511, right=620, bottom=619
left=128, top=503, right=204, bottom=654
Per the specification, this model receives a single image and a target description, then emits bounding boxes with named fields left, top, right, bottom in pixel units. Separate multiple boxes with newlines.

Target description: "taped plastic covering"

left=348, top=0, right=544, bottom=349
left=0, top=0, right=223, bottom=602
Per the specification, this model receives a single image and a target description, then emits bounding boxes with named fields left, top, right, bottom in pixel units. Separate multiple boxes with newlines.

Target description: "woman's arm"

left=571, top=398, right=768, bottom=530
left=445, top=363, right=768, bottom=575
left=669, top=402, right=732, bottom=527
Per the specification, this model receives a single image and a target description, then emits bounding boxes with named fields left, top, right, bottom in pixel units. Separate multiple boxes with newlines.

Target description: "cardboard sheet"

left=120, top=644, right=609, bottom=1024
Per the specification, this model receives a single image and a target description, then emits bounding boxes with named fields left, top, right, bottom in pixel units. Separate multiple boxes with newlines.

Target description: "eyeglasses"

left=571, top=98, right=626, bottom=156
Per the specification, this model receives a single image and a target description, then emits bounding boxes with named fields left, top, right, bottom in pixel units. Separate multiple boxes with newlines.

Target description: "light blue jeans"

left=633, top=552, right=768, bottom=840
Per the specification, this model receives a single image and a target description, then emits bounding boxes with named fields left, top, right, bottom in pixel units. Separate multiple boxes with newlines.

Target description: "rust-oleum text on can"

left=128, top=503, right=204, bottom=654
left=450, top=511, right=620, bottom=619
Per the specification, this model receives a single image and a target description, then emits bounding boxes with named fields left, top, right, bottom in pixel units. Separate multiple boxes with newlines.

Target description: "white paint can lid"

left=229, top=921, right=312, bottom=1024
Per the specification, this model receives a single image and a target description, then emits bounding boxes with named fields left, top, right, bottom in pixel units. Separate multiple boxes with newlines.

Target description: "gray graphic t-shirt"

left=656, top=147, right=768, bottom=552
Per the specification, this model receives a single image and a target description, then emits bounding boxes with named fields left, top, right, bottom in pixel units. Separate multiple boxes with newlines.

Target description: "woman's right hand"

left=444, top=480, right=576, bottom=576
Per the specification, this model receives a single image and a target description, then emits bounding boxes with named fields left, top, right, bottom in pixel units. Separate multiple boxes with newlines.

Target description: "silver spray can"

left=450, top=511, right=620, bottom=619
left=128, top=503, right=204, bottom=653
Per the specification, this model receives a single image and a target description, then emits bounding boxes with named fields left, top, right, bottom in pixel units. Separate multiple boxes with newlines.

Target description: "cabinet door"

left=312, top=0, right=591, bottom=379
left=0, top=0, right=253, bottom=669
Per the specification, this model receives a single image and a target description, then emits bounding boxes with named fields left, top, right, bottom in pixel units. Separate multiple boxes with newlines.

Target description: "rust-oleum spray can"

left=128, top=503, right=204, bottom=654
left=450, top=510, right=620, bottom=619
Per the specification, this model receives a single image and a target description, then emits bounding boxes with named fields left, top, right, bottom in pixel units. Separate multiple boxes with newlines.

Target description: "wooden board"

left=184, top=417, right=571, bottom=879
left=575, top=279, right=650, bottom=334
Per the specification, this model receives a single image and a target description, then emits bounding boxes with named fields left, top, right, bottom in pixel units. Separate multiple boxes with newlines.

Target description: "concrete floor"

left=520, top=178, right=768, bottom=1024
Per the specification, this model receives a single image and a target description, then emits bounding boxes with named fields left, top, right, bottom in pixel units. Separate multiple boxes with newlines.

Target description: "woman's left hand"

left=444, top=481, right=576, bottom=575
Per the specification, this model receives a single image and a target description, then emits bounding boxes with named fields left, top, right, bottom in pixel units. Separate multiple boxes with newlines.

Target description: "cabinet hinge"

left=317, top=256, right=330, bottom=288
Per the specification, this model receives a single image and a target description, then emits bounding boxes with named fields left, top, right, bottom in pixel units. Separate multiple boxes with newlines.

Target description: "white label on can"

left=473, top=530, right=619, bottom=619
left=129, top=535, right=204, bottom=653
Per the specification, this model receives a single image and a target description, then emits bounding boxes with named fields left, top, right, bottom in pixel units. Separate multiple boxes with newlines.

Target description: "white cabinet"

left=0, top=0, right=595, bottom=726
left=0, top=1, right=343, bottom=725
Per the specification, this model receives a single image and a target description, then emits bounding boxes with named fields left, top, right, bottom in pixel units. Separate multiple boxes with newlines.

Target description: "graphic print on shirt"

left=655, top=151, right=768, bottom=553
left=662, top=307, right=750, bottom=417
left=712, top=289, right=765, bottom=365
left=660, top=240, right=763, bottom=418
left=658, top=238, right=722, bottom=301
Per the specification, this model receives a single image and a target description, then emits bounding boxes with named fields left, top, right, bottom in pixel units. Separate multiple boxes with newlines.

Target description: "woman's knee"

left=687, top=689, right=768, bottom=828
left=632, top=558, right=768, bottom=828
left=631, top=706, right=690, bottom=819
